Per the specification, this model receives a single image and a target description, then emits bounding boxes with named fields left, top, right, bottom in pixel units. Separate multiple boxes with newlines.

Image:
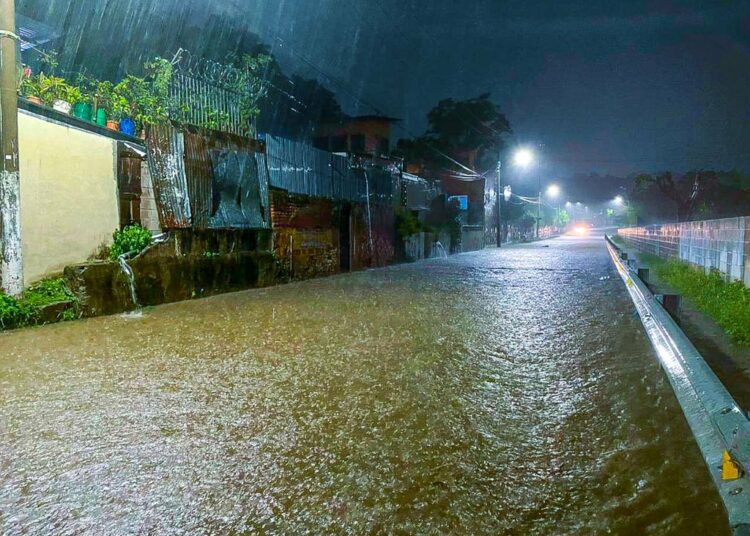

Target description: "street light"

left=613, top=195, right=624, bottom=206
left=512, top=147, right=543, bottom=237
left=546, top=184, right=561, bottom=198
left=494, top=147, right=535, bottom=248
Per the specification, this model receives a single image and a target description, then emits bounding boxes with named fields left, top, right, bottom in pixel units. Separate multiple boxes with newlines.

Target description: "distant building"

left=314, top=115, right=400, bottom=157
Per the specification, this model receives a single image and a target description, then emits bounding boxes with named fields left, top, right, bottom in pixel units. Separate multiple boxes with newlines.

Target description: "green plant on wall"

left=114, top=56, right=176, bottom=130
left=144, top=56, right=175, bottom=123
left=205, top=110, right=231, bottom=131
left=238, top=53, right=271, bottom=135
left=115, top=75, right=155, bottom=128
left=84, top=78, right=127, bottom=119
left=19, top=72, right=40, bottom=99
left=110, top=225, right=154, bottom=260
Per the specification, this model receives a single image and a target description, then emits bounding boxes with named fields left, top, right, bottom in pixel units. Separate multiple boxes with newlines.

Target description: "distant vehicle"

left=568, top=221, right=593, bottom=236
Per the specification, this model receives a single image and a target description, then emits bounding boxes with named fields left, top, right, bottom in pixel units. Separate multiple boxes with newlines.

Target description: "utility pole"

left=495, top=158, right=502, bottom=247
left=0, top=0, right=22, bottom=296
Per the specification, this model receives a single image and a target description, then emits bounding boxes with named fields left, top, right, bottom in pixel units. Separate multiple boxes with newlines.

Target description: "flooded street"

left=0, top=235, right=728, bottom=534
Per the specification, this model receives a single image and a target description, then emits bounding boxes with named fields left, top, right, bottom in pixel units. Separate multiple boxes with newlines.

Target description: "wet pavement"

left=0, top=234, right=729, bottom=534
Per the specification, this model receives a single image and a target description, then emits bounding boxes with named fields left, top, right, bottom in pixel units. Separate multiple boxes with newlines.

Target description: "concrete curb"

left=606, top=235, right=750, bottom=534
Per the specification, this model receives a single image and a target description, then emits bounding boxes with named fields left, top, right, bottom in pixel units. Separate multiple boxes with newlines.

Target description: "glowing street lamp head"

left=546, top=184, right=561, bottom=198
left=614, top=195, right=624, bottom=206
left=513, top=147, right=535, bottom=168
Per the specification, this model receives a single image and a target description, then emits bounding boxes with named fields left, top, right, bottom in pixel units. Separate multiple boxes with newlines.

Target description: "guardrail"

left=605, top=235, right=750, bottom=535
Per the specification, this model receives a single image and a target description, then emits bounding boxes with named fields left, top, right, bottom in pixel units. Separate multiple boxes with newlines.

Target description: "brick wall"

left=270, top=189, right=340, bottom=279
left=619, top=217, right=750, bottom=287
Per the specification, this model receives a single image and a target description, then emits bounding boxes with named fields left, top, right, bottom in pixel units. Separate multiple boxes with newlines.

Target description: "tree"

left=396, top=93, right=511, bottom=174
left=556, top=209, right=571, bottom=227
left=634, top=171, right=718, bottom=222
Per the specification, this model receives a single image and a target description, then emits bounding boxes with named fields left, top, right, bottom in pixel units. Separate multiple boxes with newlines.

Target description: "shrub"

left=0, top=277, right=78, bottom=330
left=0, top=293, right=33, bottom=329
left=396, top=210, right=422, bottom=238
left=110, top=225, right=154, bottom=260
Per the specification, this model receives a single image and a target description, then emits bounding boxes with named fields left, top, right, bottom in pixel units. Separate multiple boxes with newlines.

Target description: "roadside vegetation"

left=0, top=278, right=79, bottom=330
left=640, top=253, right=750, bottom=346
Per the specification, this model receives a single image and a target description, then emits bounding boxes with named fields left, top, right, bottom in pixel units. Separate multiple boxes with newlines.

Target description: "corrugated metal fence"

left=146, top=127, right=395, bottom=231
left=262, top=135, right=394, bottom=205
left=146, top=124, right=269, bottom=229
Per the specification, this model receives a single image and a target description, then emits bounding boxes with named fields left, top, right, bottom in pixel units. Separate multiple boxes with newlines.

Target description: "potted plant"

left=33, top=75, right=78, bottom=114
left=115, top=75, right=152, bottom=136
left=90, top=80, right=115, bottom=127
left=108, top=83, right=133, bottom=132
left=72, top=92, right=93, bottom=121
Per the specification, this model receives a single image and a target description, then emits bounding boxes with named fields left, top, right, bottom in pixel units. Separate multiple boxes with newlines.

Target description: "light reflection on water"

left=0, top=236, right=728, bottom=534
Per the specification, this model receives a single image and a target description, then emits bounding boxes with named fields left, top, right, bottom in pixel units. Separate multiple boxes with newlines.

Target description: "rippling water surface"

left=0, top=235, right=728, bottom=534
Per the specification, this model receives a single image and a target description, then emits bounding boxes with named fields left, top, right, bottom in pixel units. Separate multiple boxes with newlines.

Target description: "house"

left=313, top=115, right=400, bottom=157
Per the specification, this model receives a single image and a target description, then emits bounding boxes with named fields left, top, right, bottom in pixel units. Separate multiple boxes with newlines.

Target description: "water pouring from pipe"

left=115, top=232, right=170, bottom=312
left=433, top=241, right=448, bottom=259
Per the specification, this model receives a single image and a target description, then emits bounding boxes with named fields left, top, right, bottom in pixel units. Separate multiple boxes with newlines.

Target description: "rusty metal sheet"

left=183, top=126, right=269, bottom=229
left=183, top=130, right=213, bottom=229
left=145, top=124, right=191, bottom=229
left=147, top=124, right=270, bottom=230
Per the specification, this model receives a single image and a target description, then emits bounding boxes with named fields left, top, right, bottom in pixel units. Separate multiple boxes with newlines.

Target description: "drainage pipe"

left=606, top=235, right=750, bottom=535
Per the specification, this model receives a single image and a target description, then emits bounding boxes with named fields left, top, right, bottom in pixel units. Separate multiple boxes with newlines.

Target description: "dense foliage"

left=395, top=94, right=512, bottom=175
left=110, top=225, right=154, bottom=260
left=641, top=253, right=750, bottom=346
left=630, top=170, right=750, bottom=224
left=396, top=209, right=423, bottom=238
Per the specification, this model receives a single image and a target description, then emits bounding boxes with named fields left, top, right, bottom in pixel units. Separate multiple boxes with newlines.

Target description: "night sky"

left=241, top=0, right=750, bottom=181
left=19, top=0, right=750, bottom=183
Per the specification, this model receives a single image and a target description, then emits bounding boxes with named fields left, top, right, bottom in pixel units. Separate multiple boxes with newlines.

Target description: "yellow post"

left=723, top=450, right=742, bottom=481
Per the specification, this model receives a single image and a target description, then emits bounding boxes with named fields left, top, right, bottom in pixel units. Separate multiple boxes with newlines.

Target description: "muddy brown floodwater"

left=0, top=234, right=729, bottom=534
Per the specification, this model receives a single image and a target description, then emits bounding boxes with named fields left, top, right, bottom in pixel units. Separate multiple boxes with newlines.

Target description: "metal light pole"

left=495, top=158, right=502, bottom=247
left=0, top=0, right=22, bottom=296
left=536, top=175, right=541, bottom=239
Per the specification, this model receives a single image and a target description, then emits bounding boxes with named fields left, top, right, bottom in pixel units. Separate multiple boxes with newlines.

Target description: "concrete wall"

left=19, top=110, right=120, bottom=283
left=618, top=217, right=750, bottom=287
left=403, top=232, right=452, bottom=261
left=404, top=233, right=426, bottom=261
left=461, top=227, right=485, bottom=252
